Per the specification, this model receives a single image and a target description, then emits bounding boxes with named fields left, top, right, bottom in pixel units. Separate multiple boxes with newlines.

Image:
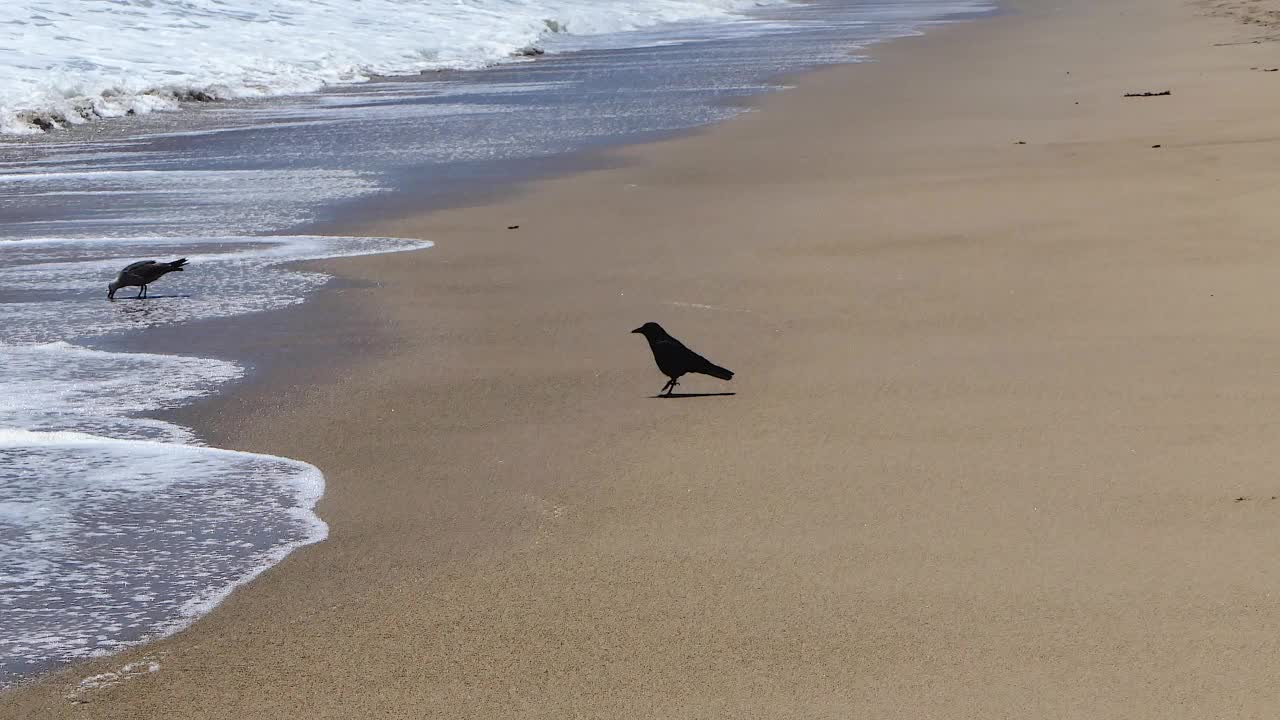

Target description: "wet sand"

left=12, top=0, right=1280, bottom=716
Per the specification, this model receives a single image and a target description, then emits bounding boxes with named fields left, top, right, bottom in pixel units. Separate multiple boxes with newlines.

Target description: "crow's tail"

left=168, top=258, right=188, bottom=271
left=698, top=361, right=734, bottom=381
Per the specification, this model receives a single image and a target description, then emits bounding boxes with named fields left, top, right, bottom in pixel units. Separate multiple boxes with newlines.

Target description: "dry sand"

left=10, top=0, right=1280, bottom=716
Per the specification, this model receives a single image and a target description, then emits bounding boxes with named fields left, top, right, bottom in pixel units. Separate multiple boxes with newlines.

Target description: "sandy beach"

left=11, top=0, right=1280, bottom=716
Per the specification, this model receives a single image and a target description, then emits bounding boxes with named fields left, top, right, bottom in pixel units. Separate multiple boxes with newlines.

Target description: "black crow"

left=631, top=322, right=733, bottom=396
left=108, top=258, right=188, bottom=300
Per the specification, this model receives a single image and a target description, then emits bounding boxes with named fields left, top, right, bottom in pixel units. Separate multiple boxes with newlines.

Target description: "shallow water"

left=0, top=236, right=429, bottom=687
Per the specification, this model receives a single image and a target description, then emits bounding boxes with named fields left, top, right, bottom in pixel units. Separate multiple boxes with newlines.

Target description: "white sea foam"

left=69, top=656, right=163, bottom=700
left=0, top=428, right=327, bottom=685
left=0, top=235, right=429, bottom=688
left=0, top=343, right=238, bottom=443
left=0, top=0, right=784, bottom=134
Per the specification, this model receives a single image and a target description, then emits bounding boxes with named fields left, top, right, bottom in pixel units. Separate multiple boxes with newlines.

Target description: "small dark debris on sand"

left=1151, top=144, right=1162, bottom=148
left=507, top=225, right=520, bottom=230
left=514, top=46, right=545, bottom=57
left=1236, top=496, right=1250, bottom=502
left=1014, top=141, right=1027, bottom=145
left=1252, top=67, right=1280, bottom=72
left=1124, top=90, right=1171, bottom=97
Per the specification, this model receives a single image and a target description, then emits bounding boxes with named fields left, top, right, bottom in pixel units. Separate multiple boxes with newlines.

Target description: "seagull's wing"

left=119, top=260, right=158, bottom=279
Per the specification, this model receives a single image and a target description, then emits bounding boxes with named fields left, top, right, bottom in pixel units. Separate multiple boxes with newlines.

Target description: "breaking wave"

left=1, top=0, right=784, bottom=134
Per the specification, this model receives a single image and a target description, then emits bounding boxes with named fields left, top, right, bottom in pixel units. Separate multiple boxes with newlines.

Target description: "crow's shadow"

left=651, top=392, right=737, bottom=399
left=113, top=294, right=191, bottom=300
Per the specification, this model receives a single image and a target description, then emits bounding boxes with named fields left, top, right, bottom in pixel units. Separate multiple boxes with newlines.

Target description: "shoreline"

left=1, top=7, right=999, bottom=700
left=2, top=0, right=990, bottom=692
left=13, top=0, right=1280, bottom=715
left=1, top=1, right=993, bottom=696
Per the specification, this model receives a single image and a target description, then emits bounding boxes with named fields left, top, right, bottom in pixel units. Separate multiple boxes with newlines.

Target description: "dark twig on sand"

left=1124, top=91, right=1172, bottom=97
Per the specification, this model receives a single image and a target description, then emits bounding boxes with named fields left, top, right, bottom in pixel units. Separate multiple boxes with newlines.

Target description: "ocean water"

left=0, top=0, right=783, bottom=135
left=0, top=0, right=994, bottom=691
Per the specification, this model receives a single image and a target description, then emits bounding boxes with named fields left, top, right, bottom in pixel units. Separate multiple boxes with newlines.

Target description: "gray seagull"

left=108, top=258, right=188, bottom=300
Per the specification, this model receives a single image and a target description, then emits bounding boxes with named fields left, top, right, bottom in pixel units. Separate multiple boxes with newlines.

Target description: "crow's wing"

left=686, top=351, right=733, bottom=380
left=656, top=336, right=733, bottom=381
left=650, top=338, right=693, bottom=378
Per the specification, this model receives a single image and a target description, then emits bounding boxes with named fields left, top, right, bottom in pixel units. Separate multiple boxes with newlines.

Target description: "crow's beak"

left=631, top=327, right=643, bottom=334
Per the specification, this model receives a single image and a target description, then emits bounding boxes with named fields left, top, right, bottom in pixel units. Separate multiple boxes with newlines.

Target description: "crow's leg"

left=665, top=377, right=681, bottom=396
left=136, top=285, right=145, bottom=299
left=660, top=378, right=675, bottom=395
